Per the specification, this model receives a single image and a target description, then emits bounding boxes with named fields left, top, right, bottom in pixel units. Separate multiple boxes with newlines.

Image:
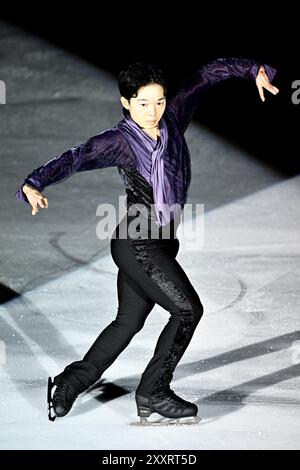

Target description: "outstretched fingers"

left=32, top=195, right=48, bottom=215
left=256, top=66, right=279, bottom=102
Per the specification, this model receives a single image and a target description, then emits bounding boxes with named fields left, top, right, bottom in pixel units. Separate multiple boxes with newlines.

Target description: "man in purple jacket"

left=16, top=58, right=279, bottom=425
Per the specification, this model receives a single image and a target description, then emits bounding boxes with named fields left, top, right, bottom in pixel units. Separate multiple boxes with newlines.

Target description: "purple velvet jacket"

left=15, top=58, right=276, bottom=207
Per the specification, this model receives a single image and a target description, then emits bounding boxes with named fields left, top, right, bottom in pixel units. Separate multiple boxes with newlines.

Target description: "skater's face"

left=121, top=83, right=166, bottom=130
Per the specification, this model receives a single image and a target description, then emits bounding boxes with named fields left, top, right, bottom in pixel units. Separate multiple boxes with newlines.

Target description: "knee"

left=174, top=297, right=203, bottom=325
left=190, top=299, right=204, bottom=324
left=111, top=318, right=145, bottom=335
left=176, top=299, right=203, bottom=325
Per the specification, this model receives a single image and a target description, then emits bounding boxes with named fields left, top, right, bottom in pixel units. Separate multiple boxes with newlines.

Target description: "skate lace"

left=54, top=378, right=78, bottom=405
left=167, top=389, right=189, bottom=405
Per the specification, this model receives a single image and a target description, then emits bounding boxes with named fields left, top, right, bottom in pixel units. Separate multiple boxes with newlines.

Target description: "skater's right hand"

left=22, top=184, right=49, bottom=216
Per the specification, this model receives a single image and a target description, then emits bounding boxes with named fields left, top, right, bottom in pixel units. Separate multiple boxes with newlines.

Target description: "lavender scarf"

left=117, top=111, right=178, bottom=227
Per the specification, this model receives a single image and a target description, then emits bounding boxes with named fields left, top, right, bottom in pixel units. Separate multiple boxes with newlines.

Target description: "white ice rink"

left=0, top=20, right=299, bottom=450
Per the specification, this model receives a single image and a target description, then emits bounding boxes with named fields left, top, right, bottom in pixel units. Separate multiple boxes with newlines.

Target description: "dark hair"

left=118, top=62, right=168, bottom=101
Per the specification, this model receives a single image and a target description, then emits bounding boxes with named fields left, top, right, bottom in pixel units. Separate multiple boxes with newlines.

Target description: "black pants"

left=62, top=218, right=204, bottom=399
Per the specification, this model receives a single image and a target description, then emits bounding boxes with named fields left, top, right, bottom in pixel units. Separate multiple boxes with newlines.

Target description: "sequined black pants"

left=62, top=218, right=204, bottom=399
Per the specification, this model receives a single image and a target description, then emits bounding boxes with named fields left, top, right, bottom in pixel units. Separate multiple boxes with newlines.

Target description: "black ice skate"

left=47, top=374, right=79, bottom=421
left=131, top=390, right=201, bottom=426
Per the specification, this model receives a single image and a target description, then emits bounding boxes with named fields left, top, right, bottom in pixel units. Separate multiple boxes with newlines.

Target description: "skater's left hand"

left=256, top=66, right=279, bottom=102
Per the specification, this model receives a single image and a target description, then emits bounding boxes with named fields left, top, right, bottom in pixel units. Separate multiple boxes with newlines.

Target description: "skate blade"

left=130, top=416, right=201, bottom=426
left=47, top=377, right=56, bottom=422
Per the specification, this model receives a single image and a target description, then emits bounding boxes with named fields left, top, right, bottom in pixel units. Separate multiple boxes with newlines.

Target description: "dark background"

left=1, top=5, right=298, bottom=174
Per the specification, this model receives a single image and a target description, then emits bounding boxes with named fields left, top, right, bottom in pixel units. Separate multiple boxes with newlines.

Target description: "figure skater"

left=16, top=57, right=279, bottom=425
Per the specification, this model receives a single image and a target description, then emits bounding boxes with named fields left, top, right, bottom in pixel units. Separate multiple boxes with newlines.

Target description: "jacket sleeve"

left=167, top=57, right=277, bottom=133
left=15, top=127, right=135, bottom=203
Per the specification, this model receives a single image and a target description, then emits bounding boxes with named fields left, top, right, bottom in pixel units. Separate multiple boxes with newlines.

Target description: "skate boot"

left=132, top=389, right=201, bottom=426
left=47, top=374, right=79, bottom=421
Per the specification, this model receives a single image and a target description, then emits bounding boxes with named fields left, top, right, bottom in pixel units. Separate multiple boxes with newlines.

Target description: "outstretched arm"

left=15, top=128, right=135, bottom=214
left=167, top=57, right=278, bottom=132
